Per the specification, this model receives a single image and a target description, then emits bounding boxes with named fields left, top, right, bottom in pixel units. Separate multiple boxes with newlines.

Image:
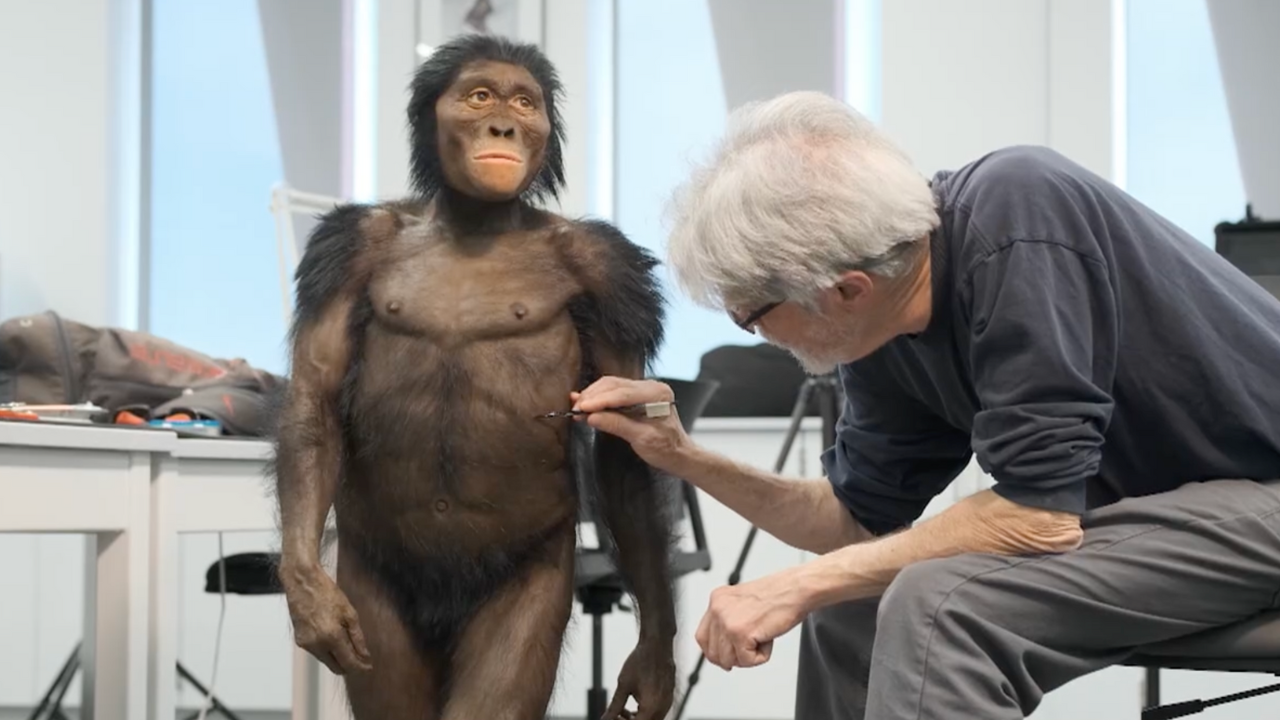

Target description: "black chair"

left=573, top=377, right=718, bottom=720
left=1122, top=609, right=1280, bottom=718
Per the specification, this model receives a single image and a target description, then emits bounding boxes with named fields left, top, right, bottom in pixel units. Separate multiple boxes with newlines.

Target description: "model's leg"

left=440, top=523, right=576, bottom=720
left=335, top=543, right=442, bottom=719
left=864, top=478, right=1280, bottom=720
left=796, top=597, right=879, bottom=720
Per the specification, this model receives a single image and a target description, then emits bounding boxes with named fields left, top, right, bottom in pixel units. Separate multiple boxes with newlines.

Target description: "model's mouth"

left=474, top=152, right=522, bottom=163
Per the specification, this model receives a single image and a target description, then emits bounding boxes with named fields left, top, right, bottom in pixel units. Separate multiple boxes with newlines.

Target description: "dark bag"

left=0, top=310, right=286, bottom=436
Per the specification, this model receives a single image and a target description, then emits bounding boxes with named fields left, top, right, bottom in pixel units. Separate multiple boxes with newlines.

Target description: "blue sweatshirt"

left=823, top=145, right=1280, bottom=536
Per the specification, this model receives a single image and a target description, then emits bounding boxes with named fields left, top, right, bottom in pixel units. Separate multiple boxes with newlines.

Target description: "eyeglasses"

left=729, top=300, right=782, bottom=334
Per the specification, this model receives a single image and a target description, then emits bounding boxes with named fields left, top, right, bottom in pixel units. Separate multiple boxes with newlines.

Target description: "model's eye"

left=468, top=89, right=492, bottom=103
left=514, top=96, right=534, bottom=110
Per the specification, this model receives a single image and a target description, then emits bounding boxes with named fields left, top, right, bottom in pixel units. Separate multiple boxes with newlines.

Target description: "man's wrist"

left=790, top=558, right=848, bottom=613
left=661, top=438, right=710, bottom=483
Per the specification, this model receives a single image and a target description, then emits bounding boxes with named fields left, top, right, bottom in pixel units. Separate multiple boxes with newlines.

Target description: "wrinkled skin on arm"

left=272, top=205, right=399, bottom=676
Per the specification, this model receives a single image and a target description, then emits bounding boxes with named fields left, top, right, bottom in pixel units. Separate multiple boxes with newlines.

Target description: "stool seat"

left=1125, top=608, right=1280, bottom=673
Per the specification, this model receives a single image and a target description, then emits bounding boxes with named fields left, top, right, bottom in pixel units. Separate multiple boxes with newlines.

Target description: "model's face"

left=435, top=60, right=550, bottom=202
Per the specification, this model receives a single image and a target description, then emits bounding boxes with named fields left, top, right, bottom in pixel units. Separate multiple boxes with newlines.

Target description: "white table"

left=0, top=419, right=177, bottom=720
left=148, top=435, right=344, bottom=720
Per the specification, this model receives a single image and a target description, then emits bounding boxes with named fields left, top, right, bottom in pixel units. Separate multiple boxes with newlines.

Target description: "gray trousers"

left=794, top=478, right=1280, bottom=719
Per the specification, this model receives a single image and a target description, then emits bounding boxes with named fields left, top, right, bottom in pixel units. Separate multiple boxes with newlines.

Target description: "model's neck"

left=431, top=185, right=532, bottom=235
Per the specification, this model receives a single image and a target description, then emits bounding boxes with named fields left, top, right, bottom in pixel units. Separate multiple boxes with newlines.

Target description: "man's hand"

left=570, top=377, right=693, bottom=475
left=695, top=566, right=814, bottom=671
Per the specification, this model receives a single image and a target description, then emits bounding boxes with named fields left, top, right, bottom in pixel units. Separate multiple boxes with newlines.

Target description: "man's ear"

left=832, top=270, right=873, bottom=307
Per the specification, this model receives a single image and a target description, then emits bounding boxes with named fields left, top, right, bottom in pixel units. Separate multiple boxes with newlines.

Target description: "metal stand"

left=671, top=373, right=842, bottom=720
left=578, top=583, right=626, bottom=720
left=26, top=642, right=243, bottom=720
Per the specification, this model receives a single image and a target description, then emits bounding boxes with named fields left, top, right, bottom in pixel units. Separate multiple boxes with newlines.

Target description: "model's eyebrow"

left=456, top=73, right=544, bottom=100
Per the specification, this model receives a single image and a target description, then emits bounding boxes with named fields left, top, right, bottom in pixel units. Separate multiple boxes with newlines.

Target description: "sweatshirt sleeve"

left=965, top=239, right=1118, bottom=516
left=822, top=360, right=974, bottom=536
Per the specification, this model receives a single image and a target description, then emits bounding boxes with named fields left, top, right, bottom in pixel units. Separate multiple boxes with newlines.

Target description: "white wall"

left=1207, top=0, right=1280, bottom=218
left=879, top=0, right=1117, bottom=181
left=0, top=1, right=114, bottom=324
left=0, top=0, right=142, bottom=709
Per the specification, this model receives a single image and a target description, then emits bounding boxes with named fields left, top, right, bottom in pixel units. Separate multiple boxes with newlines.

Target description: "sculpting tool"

left=537, top=401, right=674, bottom=419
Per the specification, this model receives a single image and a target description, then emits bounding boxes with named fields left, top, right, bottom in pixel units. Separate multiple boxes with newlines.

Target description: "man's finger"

left=577, top=375, right=627, bottom=399
left=738, top=638, right=772, bottom=668
left=575, top=381, right=672, bottom=412
left=585, top=411, right=646, bottom=441
left=695, top=609, right=711, bottom=651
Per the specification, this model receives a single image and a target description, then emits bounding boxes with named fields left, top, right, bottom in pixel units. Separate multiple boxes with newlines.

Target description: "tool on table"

left=0, top=402, right=105, bottom=424
left=537, top=401, right=675, bottom=419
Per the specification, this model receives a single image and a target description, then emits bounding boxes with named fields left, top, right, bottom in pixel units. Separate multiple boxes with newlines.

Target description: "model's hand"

left=570, top=377, right=691, bottom=473
left=696, top=568, right=813, bottom=670
left=280, top=564, right=372, bottom=675
left=602, top=639, right=676, bottom=720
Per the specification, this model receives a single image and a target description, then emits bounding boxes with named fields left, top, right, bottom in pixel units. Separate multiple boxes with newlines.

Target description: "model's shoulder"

left=558, top=216, right=636, bottom=247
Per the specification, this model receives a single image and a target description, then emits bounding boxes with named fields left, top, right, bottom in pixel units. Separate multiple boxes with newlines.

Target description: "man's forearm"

left=798, top=488, right=1084, bottom=608
left=668, top=444, right=871, bottom=554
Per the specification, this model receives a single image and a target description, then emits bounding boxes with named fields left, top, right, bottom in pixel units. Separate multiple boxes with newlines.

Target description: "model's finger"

left=319, top=650, right=344, bottom=675
left=343, top=614, right=371, bottom=660
left=330, top=637, right=367, bottom=674
left=601, top=688, right=630, bottom=720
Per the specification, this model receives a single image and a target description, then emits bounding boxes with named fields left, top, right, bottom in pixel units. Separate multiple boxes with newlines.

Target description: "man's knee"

left=876, top=554, right=1005, bottom=634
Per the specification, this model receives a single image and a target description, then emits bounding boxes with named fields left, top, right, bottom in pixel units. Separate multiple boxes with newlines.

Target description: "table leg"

left=81, top=451, right=151, bottom=720
left=149, top=454, right=179, bottom=720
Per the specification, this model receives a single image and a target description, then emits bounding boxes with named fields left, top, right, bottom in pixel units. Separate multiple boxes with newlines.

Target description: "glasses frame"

left=729, top=300, right=782, bottom=334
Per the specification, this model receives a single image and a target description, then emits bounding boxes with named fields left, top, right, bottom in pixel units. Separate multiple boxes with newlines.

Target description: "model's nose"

left=488, top=122, right=515, bottom=139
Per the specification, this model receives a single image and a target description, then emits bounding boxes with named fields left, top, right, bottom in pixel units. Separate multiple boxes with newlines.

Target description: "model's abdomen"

left=337, top=317, right=583, bottom=556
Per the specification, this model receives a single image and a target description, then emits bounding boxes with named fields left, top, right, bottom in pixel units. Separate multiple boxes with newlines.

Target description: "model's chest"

left=365, top=231, right=578, bottom=339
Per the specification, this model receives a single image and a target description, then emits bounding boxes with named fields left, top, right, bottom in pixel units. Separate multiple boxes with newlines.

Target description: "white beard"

left=760, top=313, right=852, bottom=376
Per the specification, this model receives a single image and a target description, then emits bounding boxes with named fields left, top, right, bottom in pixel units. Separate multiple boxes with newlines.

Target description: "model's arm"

left=568, top=220, right=676, bottom=720
left=273, top=203, right=381, bottom=675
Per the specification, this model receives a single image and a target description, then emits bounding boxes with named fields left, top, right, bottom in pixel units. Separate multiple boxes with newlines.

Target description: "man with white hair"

left=569, top=90, right=1280, bottom=719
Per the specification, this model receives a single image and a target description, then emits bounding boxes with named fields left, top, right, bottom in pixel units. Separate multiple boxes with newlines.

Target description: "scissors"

left=537, top=401, right=675, bottom=419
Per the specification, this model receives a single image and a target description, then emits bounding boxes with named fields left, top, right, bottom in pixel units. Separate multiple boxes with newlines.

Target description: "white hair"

left=663, top=91, right=939, bottom=311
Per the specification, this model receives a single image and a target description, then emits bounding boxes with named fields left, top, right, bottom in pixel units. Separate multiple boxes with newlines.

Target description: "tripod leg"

left=177, top=661, right=246, bottom=720
left=588, top=612, right=606, bottom=720
left=672, top=378, right=823, bottom=720
left=27, top=644, right=77, bottom=720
